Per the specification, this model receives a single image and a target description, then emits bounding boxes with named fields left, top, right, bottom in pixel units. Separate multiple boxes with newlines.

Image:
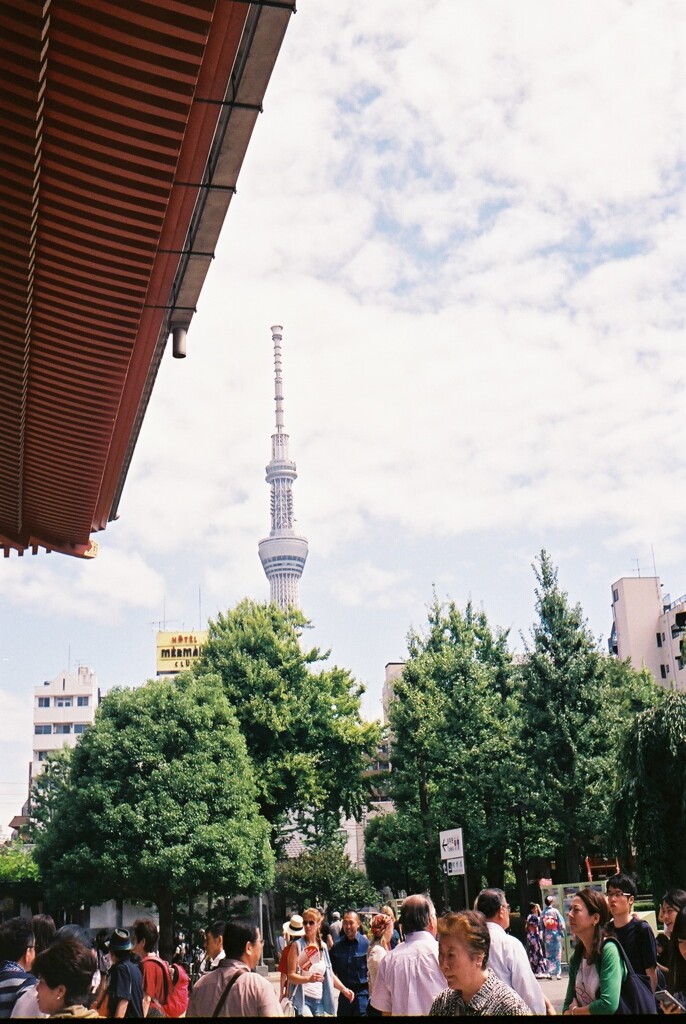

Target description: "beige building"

left=382, top=661, right=405, bottom=724
left=33, top=666, right=99, bottom=774
left=609, top=577, right=686, bottom=689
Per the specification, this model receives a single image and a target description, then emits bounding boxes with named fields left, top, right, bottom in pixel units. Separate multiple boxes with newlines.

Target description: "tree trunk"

left=419, top=769, right=441, bottom=908
left=556, top=839, right=581, bottom=884
left=157, top=889, right=174, bottom=961
left=486, top=846, right=505, bottom=890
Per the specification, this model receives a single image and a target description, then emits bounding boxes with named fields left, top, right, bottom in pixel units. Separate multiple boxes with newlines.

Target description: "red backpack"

left=143, top=957, right=190, bottom=1018
left=164, top=962, right=189, bottom=1018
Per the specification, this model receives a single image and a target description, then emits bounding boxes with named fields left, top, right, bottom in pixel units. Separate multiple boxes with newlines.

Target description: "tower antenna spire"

left=258, top=325, right=308, bottom=609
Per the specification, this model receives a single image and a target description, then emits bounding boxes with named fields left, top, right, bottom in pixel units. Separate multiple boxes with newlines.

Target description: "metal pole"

left=258, top=894, right=264, bottom=966
left=516, top=801, right=527, bottom=916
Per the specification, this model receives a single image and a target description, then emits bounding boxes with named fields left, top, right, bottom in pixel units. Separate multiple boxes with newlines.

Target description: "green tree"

left=364, top=812, right=426, bottom=895
left=612, top=691, right=686, bottom=896
left=388, top=596, right=520, bottom=907
left=0, top=841, right=41, bottom=912
left=32, top=673, right=273, bottom=956
left=194, top=600, right=381, bottom=847
left=0, top=842, right=39, bottom=884
left=518, top=551, right=660, bottom=882
left=275, top=846, right=377, bottom=912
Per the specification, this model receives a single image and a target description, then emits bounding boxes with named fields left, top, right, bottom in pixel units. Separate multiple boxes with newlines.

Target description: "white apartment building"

left=33, top=666, right=99, bottom=774
left=609, top=577, right=686, bottom=690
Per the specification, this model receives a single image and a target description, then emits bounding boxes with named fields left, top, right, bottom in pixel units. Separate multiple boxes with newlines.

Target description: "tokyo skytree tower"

left=258, top=325, right=308, bottom=609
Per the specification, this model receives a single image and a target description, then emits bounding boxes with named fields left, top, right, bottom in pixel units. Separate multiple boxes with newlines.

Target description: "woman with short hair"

left=429, top=911, right=532, bottom=1016
left=562, top=889, right=626, bottom=1016
left=32, top=937, right=99, bottom=1018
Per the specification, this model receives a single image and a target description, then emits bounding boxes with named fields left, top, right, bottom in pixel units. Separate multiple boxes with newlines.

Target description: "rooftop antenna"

left=634, top=558, right=641, bottom=578
left=651, top=545, right=658, bottom=579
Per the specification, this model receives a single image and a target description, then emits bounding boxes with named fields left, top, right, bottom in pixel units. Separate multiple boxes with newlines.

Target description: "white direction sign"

left=446, top=857, right=465, bottom=877
left=439, top=827, right=464, bottom=861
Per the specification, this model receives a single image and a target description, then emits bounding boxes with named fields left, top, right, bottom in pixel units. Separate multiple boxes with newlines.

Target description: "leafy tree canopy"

left=275, top=846, right=378, bottom=913
left=0, top=841, right=39, bottom=884
left=194, top=600, right=382, bottom=847
left=32, top=672, right=273, bottom=953
left=364, top=812, right=427, bottom=895
left=517, top=551, right=661, bottom=881
left=388, top=595, right=521, bottom=903
left=613, top=691, right=686, bottom=897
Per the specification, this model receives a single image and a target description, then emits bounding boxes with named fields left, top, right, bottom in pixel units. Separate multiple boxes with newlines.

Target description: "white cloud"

left=335, top=562, right=417, bottom=610
left=2, top=1, right=686, bottom=739
left=0, top=550, right=164, bottom=622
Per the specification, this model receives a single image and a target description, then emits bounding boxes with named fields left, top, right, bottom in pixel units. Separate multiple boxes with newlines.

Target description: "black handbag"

left=602, top=937, right=658, bottom=1015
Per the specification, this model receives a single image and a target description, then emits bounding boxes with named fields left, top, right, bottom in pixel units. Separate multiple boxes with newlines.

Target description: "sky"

left=2, top=0, right=686, bottom=835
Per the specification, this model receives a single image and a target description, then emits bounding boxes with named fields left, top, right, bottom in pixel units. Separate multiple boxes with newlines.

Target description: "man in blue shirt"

left=330, top=912, right=369, bottom=1017
left=106, top=928, right=144, bottom=1018
left=0, top=917, right=36, bottom=1018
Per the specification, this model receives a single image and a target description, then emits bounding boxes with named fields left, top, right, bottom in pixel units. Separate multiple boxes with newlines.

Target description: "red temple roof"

left=0, top=0, right=293, bottom=558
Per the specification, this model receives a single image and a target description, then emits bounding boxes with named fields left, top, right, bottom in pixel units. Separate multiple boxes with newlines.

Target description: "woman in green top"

left=563, top=889, right=626, bottom=1016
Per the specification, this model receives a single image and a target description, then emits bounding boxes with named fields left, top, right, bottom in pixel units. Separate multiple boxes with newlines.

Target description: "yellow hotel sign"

left=156, top=630, right=208, bottom=675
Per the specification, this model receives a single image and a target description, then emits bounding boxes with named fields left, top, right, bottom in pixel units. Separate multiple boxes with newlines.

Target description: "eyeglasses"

left=303, top=920, right=317, bottom=926
left=607, top=891, right=633, bottom=899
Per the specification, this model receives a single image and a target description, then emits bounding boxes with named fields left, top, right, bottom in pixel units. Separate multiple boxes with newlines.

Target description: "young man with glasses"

left=605, top=872, right=657, bottom=992
left=0, top=917, right=36, bottom=1017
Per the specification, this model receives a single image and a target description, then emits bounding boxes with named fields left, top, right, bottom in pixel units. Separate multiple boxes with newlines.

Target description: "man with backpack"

left=132, top=918, right=188, bottom=1018
left=605, top=873, right=658, bottom=993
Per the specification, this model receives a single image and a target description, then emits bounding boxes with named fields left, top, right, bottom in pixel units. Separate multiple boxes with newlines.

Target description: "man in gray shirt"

left=187, top=918, right=282, bottom=1017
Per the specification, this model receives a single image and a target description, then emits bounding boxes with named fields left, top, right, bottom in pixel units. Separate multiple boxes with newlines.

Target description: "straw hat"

left=285, top=914, right=305, bottom=937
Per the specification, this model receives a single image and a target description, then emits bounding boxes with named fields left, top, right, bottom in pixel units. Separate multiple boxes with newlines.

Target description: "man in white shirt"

left=370, top=894, right=445, bottom=1016
left=475, top=889, right=547, bottom=1014
left=201, top=920, right=227, bottom=973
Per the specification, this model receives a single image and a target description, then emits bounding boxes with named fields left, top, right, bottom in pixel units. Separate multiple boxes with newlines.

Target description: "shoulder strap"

left=212, top=970, right=243, bottom=1018
left=146, top=955, right=171, bottom=1006
left=602, top=935, right=634, bottom=974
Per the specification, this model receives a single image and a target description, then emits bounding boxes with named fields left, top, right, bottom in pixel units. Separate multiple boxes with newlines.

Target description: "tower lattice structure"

left=258, top=325, right=308, bottom=609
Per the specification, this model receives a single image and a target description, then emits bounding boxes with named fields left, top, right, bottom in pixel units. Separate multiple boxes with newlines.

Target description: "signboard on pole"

left=445, top=857, right=465, bottom=876
left=439, top=827, right=464, bottom=860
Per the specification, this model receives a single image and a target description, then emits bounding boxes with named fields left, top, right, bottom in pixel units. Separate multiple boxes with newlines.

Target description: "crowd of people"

left=1, top=873, right=685, bottom=1017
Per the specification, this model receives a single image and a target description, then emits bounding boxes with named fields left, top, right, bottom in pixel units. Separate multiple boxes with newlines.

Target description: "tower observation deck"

left=258, top=325, right=308, bottom=609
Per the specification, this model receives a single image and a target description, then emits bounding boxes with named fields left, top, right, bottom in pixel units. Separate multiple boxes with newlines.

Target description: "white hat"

left=286, top=914, right=305, bottom=937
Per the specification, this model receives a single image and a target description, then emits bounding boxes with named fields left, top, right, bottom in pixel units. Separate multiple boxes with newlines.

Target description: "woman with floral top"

left=429, top=911, right=532, bottom=1016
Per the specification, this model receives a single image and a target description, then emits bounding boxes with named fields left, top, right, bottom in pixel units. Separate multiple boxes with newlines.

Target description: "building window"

left=55, top=697, right=72, bottom=707
left=660, top=665, right=668, bottom=679
left=678, top=657, right=684, bottom=671
left=656, top=633, right=663, bottom=648
left=73, top=724, right=87, bottom=734
left=54, top=724, right=71, bottom=735
left=35, top=724, right=51, bottom=735
left=613, top=588, right=619, bottom=602
left=76, top=696, right=89, bottom=707
left=36, top=751, right=48, bottom=762
left=37, top=696, right=50, bottom=708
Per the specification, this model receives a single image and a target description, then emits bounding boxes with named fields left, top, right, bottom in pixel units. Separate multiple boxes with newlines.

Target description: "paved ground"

left=267, top=969, right=570, bottom=1014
